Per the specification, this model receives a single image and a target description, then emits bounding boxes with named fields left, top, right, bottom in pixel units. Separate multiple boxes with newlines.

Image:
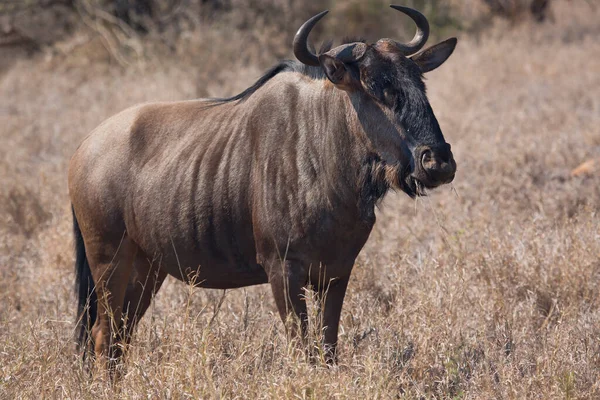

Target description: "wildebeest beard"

left=357, top=154, right=421, bottom=215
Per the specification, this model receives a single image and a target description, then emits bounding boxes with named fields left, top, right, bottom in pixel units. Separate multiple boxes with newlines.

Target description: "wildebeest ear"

left=318, top=42, right=367, bottom=88
left=319, top=54, right=347, bottom=85
left=410, top=37, right=457, bottom=73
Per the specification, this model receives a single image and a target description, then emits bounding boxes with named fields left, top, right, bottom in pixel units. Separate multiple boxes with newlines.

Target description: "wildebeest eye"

left=383, top=88, right=397, bottom=106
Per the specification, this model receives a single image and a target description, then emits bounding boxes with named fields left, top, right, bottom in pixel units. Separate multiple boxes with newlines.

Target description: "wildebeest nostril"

left=420, top=148, right=437, bottom=173
left=421, top=149, right=433, bottom=163
left=419, top=145, right=456, bottom=185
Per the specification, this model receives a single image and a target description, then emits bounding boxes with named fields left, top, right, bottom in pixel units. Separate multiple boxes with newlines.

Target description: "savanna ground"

left=1, top=0, right=600, bottom=398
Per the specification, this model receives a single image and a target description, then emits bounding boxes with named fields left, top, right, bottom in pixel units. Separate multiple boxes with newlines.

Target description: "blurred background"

left=1, top=0, right=600, bottom=398
left=0, top=0, right=569, bottom=76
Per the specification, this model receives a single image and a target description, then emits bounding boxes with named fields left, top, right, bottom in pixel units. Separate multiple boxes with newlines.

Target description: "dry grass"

left=1, top=1, right=600, bottom=398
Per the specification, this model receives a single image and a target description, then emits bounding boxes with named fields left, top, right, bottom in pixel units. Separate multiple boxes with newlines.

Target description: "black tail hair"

left=73, top=206, right=97, bottom=354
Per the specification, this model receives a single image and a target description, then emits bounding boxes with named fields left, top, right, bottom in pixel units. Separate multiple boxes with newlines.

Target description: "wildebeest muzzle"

left=413, top=143, right=456, bottom=188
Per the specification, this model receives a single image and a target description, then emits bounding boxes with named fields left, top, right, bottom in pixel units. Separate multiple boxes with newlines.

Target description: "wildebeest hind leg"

left=86, top=234, right=137, bottom=375
left=122, top=252, right=167, bottom=345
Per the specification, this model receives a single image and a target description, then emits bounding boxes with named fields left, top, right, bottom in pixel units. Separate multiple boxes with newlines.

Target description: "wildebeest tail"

left=73, top=206, right=97, bottom=353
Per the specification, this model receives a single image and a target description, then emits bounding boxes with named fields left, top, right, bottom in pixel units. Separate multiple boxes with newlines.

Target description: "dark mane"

left=213, top=38, right=366, bottom=104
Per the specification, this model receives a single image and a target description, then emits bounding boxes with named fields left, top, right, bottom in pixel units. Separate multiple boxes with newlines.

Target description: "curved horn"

left=389, top=5, right=430, bottom=55
left=293, top=10, right=328, bottom=67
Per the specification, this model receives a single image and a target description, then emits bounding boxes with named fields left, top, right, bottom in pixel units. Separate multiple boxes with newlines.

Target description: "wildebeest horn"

left=388, top=5, right=430, bottom=55
left=293, top=10, right=328, bottom=67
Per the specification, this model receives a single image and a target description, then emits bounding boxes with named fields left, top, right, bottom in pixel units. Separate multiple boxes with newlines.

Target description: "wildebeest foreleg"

left=317, top=277, right=350, bottom=364
left=268, top=259, right=309, bottom=345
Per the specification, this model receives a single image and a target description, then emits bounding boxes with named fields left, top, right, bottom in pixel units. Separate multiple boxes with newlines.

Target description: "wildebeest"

left=70, top=5, right=457, bottom=369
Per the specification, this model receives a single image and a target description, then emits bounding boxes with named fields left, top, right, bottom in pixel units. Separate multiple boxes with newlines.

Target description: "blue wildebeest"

left=70, top=5, right=457, bottom=368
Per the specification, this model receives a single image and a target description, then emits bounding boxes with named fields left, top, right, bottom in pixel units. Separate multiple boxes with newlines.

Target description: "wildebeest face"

left=319, top=38, right=457, bottom=197
left=294, top=6, right=458, bottom=197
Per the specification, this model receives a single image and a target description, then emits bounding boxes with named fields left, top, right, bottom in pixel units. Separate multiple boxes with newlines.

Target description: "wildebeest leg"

left=317, top=277, right=350, bottom=364
left=86, top=234, right=137, bottom=374
left=268, top=259, right=309, bottom=343
left=121, top=252, right=167, bottom=345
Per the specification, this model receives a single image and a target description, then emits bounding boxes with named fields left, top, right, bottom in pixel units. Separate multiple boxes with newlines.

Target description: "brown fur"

left=69, top=18, right=457, bottom=369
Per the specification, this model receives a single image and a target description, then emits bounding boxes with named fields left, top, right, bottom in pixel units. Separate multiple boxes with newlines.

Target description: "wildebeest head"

left=294, top=5, right=457, bottom=197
